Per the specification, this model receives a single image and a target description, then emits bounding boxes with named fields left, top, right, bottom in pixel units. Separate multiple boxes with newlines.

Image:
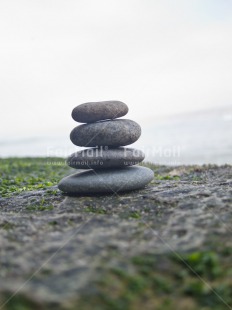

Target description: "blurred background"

left=0, top=0, right=231, bottom=165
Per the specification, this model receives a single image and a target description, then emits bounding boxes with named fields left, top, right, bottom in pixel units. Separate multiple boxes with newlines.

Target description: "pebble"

left=67, top=147, right=145, bottom=169
left=72, top=101, right=128, bottom=123
left=70, top=119, right=141, bottom=147
left=58, top=166, right=154, bottom=194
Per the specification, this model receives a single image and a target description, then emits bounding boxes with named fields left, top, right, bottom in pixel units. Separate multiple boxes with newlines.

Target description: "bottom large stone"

left=58, top=166, right=154, bottom=194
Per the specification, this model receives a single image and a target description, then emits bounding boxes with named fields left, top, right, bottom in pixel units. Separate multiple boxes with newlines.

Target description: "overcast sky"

left=0, top=0, right=232, bottom=140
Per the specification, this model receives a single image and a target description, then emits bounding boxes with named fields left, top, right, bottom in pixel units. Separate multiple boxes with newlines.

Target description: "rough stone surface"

left=0, top=164, right=232, bottom=309
left=70, top=119, right=141, bottom=147
left=58, top=166, right=154, bottom=194
left=72, top=101, right=128, bottom=123
left=67, top=147, right=145, bottom=169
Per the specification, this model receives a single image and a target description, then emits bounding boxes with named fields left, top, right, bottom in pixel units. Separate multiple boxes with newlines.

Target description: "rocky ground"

left=0, top=158, right=232, bottom=310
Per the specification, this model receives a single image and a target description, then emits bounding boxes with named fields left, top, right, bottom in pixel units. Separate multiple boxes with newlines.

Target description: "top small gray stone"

left=72, top=100, right=129, bottom=123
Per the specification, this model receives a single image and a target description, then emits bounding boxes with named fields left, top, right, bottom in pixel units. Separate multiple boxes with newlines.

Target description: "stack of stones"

left=58, top=101, right=154, bottom=194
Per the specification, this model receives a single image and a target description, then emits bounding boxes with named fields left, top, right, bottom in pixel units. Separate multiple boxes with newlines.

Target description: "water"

left=0, top=108, right=232, bottom=165
left=142, top=109, right=232, bottom=165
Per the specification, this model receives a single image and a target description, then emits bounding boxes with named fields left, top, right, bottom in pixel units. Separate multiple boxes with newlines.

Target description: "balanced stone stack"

left=58, top=101, right=154, bottom=194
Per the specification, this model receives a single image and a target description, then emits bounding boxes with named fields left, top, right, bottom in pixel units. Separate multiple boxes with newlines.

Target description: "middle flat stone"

left=67, top=147, right=145, bottom=169
left=70, top=119, right=141, bottom=147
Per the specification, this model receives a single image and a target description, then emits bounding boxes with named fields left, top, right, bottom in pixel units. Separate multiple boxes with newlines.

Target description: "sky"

left=0, top=0, right=232, bottom=143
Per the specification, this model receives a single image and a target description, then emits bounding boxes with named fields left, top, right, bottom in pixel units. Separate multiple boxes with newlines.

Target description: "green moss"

left=132, top=254, right=156, bottom=267
left=0, top=222, right=15, bottom=230
left=1, top=294, right=41, bottom=310
left=174, top=251, right=223, bottom=279
left=48, top=220, right=58, bottom=226
left=129, top=211, right=141, bottom=219
left=0, top=157, right=69, bottom=197
left=45, top=189, right=59, bottom=195
left=0, top=159, right=216, bottom=200
left=76, top=248, right=232, bottom=310
left=26, top=205, right=54, bottom=212
left=155, top=174, right=180, bottom=181
left=25, top=195, right=55, bottom=212
left=84, top=206, right=107, bottom=214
